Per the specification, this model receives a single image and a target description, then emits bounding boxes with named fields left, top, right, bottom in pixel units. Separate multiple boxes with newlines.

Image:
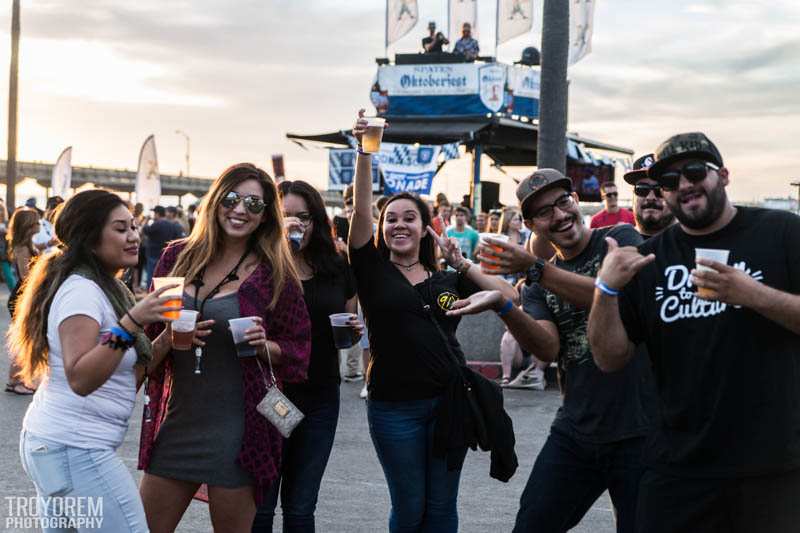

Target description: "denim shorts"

left=19, top=430, right=148, bottom=533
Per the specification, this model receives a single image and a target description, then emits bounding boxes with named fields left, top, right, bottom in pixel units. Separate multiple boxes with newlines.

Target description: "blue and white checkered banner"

left=328, top=149, right=381, bottom=191
left=441, top=142, right=460, bottom=161
left=377, top=142, right=441, bottom=195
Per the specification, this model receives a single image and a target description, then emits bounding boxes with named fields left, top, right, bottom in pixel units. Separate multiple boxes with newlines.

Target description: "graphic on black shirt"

left=654, top=260, right=764, bottom=323
left=437, top=291, right=458, bottom=312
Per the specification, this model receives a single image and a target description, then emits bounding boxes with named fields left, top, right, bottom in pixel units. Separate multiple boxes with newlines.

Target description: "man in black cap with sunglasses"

left=623, top=154, right=675, bottom=239
left=588, top=132, right=800, bottom=533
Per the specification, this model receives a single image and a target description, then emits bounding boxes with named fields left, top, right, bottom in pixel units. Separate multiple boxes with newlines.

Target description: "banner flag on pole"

left=449, top=0, right=478, bottom=41
left=569, top=0, right=596, bottom=65
left=387, top=0, right=419, bottom=46
left=51, top=146, right=72, bottom=198
left=135, top=134, right=161, bottom=210
left=496, top=0, right=533, bottom=45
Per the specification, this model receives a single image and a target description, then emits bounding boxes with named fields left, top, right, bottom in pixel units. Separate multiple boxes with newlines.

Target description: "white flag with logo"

left=569, top=0, right=596, bottom=65
left=135, top=135, right=161, bottom=210
left=449, top=0, right=478, bottom=41
left=51, top=146, right=72, bottom=198
left=497, top=0, right=533, bottom=45
left=387, top=0, right=419, bottom=46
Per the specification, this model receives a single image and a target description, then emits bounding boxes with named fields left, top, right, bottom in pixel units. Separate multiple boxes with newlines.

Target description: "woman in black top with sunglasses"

left=252, top=180, right=362, bottom=532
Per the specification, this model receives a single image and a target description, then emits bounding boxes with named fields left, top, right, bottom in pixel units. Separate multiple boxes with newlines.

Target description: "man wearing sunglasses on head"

left=623, top=154, right=675, bottom=239
left=452, top=169, right=657, bottom=532
left=590, top=181, right=635, bottom=229
left=588, top=132, right=800, bottom=533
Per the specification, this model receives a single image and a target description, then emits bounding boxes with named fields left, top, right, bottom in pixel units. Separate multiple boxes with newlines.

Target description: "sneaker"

left=343, top=372, right=364, bottom=383
left=506, top=368, right=546, bottom=391
left=500, top=377, right=510, bottom=387
left=359, top=385, right=368, bottom=400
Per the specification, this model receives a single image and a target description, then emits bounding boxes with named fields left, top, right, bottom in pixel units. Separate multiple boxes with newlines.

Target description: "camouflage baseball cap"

left=647, top=133, right=723, bottom=179
left=623, top=153, right=655, bottom=185
left=516, top=169, right=572, bottom=215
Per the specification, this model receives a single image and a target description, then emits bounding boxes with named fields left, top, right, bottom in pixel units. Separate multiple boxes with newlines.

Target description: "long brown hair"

left=8, top=190, right=130, bottom=386
left=169, top=163, right=298, bottom=309
left=499, top=207, right=522, bottom=235
left=7, top=208, right=39, bottom=261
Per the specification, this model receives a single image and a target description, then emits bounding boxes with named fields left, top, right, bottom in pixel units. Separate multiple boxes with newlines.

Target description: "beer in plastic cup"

left=229, top=317, right=259, bottom=358
left=479, top=233, right=509, bottom=271
left=694, top=248, right=730, bottom=300
left=172, top=310, right=199, bottom=351
left=329, top=313, right=356, bottom=349
left=361, top=117, right=386, bottom=154
left=153, top=277, right=185, bottom=320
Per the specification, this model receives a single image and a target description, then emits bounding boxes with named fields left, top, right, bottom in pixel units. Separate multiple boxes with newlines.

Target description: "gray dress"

left=147, top=291, right=252, bottom=487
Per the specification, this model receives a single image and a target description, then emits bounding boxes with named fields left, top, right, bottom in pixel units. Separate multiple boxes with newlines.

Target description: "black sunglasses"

left=633, top=183, right=662, bottom=198
left=657, top=162, right=719, bottom=192
left=603, top=192, right=618, bottom=198
left=530, top=193, right=574, bottom=220
left=221, top=191, right=266, bottom=214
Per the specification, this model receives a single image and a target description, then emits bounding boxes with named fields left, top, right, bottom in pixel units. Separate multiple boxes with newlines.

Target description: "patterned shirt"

left=454, top=37, right=480, bottom=59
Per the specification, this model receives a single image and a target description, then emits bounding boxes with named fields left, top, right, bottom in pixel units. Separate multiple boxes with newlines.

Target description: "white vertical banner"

left=448, top=0, right=478, bottom=41
left=135, top=134, right=161, bottom=210
left=51, top=146, right=72, bottom=198
left=569, top=0, right=596, bottom=65
left=497, top=0, right=534, bottom=45
left=386, top=0, right=419, bottom=46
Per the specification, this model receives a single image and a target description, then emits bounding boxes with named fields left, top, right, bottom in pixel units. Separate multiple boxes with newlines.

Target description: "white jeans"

left=19, top=430, right=149, bottom=533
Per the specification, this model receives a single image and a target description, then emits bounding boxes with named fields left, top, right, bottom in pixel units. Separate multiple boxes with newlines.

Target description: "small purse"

left=255, top=343, right=304, bottom=438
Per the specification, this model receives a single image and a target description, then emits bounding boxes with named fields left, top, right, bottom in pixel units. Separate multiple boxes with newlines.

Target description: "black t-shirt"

left=144, top=219, right=184, bottom=260
left=619, top=207, right=800, bottom=477
left=422, top=35, right=445, bottom=53
left=524, top=224, right=657, bottom=443
left=350, top=240, right=480, bottom=401
left=285, top=260, right=356, bottom=396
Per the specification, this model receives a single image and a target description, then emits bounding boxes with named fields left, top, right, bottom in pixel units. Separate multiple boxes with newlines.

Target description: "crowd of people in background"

left=3, top=117, right=799, bottom=533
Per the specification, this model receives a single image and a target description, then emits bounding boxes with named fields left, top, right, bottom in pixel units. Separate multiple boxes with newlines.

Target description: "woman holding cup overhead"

left=138, top=163, right=311, bottom=533
left=349, top=110, right=518, bottom=532
left=252, top=179, right=362, bottom=532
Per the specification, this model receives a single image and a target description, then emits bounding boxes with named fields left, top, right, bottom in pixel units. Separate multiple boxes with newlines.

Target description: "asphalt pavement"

left=0, top=286, right=614, bottom=532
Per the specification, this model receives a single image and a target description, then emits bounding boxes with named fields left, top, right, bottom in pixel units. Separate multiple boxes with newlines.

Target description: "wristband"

left=357, top=146, right=370, bottom=156
left=455, top=260, right=472, bottom=275
left=594, top=278, right=621, bottom=297
left=496, top=299, right=514, bottom=317
left=125, top=310, right=144, bottom=330
left=111, top=326, right=134, bottom=343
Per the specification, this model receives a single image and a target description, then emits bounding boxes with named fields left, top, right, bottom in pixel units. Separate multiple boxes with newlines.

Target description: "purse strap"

left=254, top=340, right=277, bottom=389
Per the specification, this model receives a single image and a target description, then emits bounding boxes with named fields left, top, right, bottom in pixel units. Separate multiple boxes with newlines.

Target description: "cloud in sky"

left=0, top=0, right=796, bottom=202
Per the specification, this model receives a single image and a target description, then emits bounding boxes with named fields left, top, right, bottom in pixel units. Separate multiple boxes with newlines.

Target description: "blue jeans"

left=19, top=430, right=148, bottom=533
left=141, top=255, right=158, bottom=289
left=512, top=428, right=646, bottom=533
left=253, top=384, right=340, bottom=533
left=367, top=397, right=466, bottom=533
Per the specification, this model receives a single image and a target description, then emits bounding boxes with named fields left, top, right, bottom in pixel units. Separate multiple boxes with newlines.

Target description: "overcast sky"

left=0, top=0, right=797, bottom=203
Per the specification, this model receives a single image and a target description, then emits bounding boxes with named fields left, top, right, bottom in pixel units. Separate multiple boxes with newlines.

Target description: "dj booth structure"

left=287, top=54, right=633, bottom=210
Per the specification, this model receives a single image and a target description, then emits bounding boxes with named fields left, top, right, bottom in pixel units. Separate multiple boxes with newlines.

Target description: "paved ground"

left=0, top=287, right=615, bottom=532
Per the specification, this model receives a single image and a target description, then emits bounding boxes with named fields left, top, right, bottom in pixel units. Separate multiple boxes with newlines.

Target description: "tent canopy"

left=286, top=115, right=633, bottom=166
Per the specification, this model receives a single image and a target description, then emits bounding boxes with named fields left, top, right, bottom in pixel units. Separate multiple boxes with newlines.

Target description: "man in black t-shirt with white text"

left=589, top=132, right=800, bottom=533
left=450, top=169, right=657, bottom=533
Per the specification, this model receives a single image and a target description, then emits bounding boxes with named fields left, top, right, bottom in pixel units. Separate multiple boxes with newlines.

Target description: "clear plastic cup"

left=329, top=313, right=356, bottom=349
left=361, top=117, right=386, bottom=154
left=153, top=277, right=184, bottom=319
left=479, top=233, right=509, bottom=271
left=229, top=317, right=259, bottom=358
left=694, top=248, right=730, bottom=299
left=172, top=310, right=198, bottom=351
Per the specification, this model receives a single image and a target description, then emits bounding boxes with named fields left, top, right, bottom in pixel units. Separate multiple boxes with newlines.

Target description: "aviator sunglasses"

left=656, top=162, right=720, bottom=192
left=221, top=191, right=267, bottom=214
left=633, top=183, right=662, bottom=198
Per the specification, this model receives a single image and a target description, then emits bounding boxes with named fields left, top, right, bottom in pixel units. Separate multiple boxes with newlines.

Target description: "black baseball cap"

left=516, top=169, right=572, bottom=216
left=647, top=133, right=723, bottom=180
left=623, top=153, right=655, bottom=185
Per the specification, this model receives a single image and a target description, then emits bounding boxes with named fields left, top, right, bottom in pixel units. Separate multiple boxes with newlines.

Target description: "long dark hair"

left=278, top=180, right=345, bottom=279
left=8, top=190, right=129, bottom=386
left=376, top=192, right=438, bottom=272
left=7, top=208, right=40, bottom=261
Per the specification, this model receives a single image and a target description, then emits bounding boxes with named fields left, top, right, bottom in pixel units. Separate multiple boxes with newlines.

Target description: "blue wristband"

left=111, top=326, right=134, bottom=343
left=594, top=278, right=621, bottom=297
left=496, top=299, right=515, bottom=317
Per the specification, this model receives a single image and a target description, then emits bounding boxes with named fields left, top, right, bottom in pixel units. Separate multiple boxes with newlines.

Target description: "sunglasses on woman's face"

left=657, top=162, right=719, bottom=192
left=221, top=191, right=266, bottom=214
left=633, top=183, right=662, bottom=198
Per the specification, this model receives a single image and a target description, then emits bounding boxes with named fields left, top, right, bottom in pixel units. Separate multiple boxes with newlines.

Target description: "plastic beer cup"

left=361, top=117, right=386, bottom=154
left=479, top=233, right=509, bottom=271
left=694, top=248, right=730, bottom=300
left=172, top=310, right=199, bottom=351
left=229, top=317, right=259, bottom=358
left=153, top=277, right=184, bottom=320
